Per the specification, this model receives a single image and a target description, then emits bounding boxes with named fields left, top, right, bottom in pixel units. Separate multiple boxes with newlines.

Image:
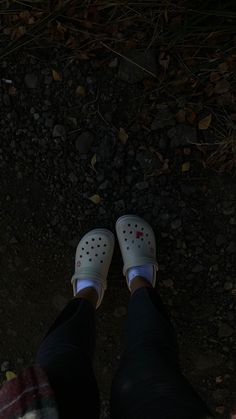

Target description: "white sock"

left=127, top=264, right=154, bottom=289
left=76, top=279, right=102, bottom=300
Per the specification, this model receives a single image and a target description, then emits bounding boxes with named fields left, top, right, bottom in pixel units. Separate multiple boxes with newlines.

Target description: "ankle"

left=74, top=287, right=98, bottom=309
left=130, top=276, right=152, bottom=295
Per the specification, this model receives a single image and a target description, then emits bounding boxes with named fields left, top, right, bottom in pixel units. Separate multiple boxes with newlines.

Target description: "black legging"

left=36, top=287, right=212, bottom=419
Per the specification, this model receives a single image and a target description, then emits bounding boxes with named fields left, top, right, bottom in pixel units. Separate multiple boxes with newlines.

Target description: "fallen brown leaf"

left=76, top=85, right=86, bottom=96
left=118, top=127, right=128, bottom=144
left=182, top=162, right=190, bottom=172
left=52, top=69, right=62, bottom=81
left=198, top=114, right=212, bottom=130
left=88, top=194, right=103, bottom=204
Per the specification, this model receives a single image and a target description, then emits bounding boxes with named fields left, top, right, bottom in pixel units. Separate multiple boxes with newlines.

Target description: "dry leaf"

left=76, top=85, right=86, bottom=96
left=89, top=194, right=103, bottom=204
left=90, top=154, right=97, bottom=171
left=214, top=79, right=230, bottom=94
left=182, top=162, right=190, bottom=172
left=118, top=127, right=128, bottom=144
left=52, top=69, right=62, bottom=81
left=176, top=109, right=186, bottom=123
left=6, top=371, right=17, bottom=381
left=198, top=114, right=212, bottom=130
left=186, top=109, right=196, bottom=125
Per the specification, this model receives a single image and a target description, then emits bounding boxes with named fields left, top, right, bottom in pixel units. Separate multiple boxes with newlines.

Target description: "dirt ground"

left=0, top=47, right=235, bottom=419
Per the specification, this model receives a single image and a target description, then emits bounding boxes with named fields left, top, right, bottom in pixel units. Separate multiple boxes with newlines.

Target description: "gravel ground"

left=0, top=49, right=235, bottom=418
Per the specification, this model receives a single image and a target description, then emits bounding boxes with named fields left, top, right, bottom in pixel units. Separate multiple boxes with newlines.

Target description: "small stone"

left=114, top=200, right=125, bottom=212
left=1, top=361, right=10, bottom=372
left=99, top=181, right=109, bottom=190
left=226, top=241, right=236, bottom=254
left=52, top=124, right=66, bottom=137
left=69, top=172, right=78, bottom=183
left=76, top=131, right=94, bottom=154
left=135, top=181, right=149, bottom=190
left=218, top=321, right=234, bottom=338
left=224, top=281, right=233, bottom=291
left=34, top=113, right=40, bottom=121
left=113, top=306, right=127, bottom=317
left=24, top=73, right=38, bottom=89
left=171, top=218, right=182, bottom=230
left=163, top=279, right=174, bottom=288
left=191, top=264, right=204, bottom=273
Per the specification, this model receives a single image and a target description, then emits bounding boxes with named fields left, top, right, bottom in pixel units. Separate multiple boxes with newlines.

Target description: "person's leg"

left=111, top=278, right=211, bottom=419
left=36, top=288, right=100, bottom=419
left=112, top=215, right=212, bottom=419
left=36, top=228, right=115, bottom=419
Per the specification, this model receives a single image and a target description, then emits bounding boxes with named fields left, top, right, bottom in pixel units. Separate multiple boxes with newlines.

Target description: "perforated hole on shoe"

left=123, top=230, right=126, bottom=234
left=82, top=247, right=84, bottom=251
left=86, top=241, right=88, bottom=244
left=100, top=260, right=103, bottom=263
left=86, top=251, right=89, bottom=255
left=99, top=237, right=101, bottom=241
left=92, top=238, right=95, bottom=241
left=97, top=245, right=100, bottom=248
left=104, top=244, right=107, bottom=247
left=95, top=253, right=98, bottom=257
left=80, top=255, right=82, bottom=258
left=89, top=258, right=92, bottom=262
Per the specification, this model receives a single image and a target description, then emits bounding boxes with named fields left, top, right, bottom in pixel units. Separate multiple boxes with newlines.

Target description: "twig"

left=101, top=41, right=157, bottom=78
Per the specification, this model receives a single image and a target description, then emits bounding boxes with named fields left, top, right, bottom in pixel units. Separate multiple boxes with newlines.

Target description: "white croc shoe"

left=71, top=229, right=115, bottom=308
left=116, top=215, right=158, bottom=289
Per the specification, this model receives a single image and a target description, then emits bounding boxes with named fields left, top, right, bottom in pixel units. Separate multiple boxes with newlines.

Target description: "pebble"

left=171, top=218, right=182, bottom=230
left=224, top=281, right=233, bottom=291
left=218, top=321, right=234, bottom=338
left=99, top=181, right=109, bottom=190
left=114, top=200, right=125, bottom=212
left=24, top=73, right=38, bottom=89
left=69, top=172, right=78, bottom=183
left=1, top=361, right=10, bottom=372
left=135, top=181, right=149, bottom=190
left=52, top=124, right=66, bottom=137
left=191, top=264, right=204, bottom=273
left=76, top=131, right=94, bottom=154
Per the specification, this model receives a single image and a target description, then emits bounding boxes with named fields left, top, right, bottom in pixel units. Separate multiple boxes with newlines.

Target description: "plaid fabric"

left=0, top=365, right=58, bottom=419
